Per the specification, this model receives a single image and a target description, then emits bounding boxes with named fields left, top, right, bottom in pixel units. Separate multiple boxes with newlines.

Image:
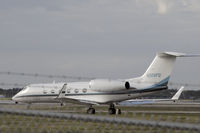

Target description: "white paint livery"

left=12, top=52, right=199, bottom=114
left=89, top=79, right=130, bottom=92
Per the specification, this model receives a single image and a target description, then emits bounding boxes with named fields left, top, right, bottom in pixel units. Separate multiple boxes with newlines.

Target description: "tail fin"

left=139, top=52, right=186, bottom=85
left=171, top=86, right=184, bottom=100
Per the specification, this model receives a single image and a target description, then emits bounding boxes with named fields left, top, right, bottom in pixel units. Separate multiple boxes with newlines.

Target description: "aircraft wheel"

left=108, top=108, right=116, bottom=115
left=87, top=108, right=95, bottom=114
left=116, top=109, right=121, bottom=115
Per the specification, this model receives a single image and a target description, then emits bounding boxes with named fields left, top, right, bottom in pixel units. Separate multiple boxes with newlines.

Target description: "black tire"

left=108, top=108, right=116, bottom=115
left=87, top=108, right=95, bottom=114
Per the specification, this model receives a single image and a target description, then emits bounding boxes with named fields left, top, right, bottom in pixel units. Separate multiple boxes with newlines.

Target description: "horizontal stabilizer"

left=158, top=52, right=200, bottom=57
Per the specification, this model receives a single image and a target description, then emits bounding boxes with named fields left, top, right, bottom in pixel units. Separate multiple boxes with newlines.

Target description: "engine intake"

left=89, top=79, right=130, bottom=92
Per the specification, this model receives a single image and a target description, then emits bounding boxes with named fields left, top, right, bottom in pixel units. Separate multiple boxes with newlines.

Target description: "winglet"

left=171, top=86, right=184, bottom=100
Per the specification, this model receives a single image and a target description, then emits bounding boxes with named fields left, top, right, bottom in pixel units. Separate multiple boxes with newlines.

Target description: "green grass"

left=1, top=103, right=200, bottom=124
left=0, top=113, right=199, bottom=133
left=0, top=103, right=200, bottom=133
left=0, top=98, right=11, bottom=100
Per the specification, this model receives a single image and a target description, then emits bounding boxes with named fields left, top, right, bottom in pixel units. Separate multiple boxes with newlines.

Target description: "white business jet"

left=12, top=52, right=198, bottom=114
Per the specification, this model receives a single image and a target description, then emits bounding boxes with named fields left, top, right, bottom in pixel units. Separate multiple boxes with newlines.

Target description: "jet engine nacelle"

left=89, top=79, right=130, bottom=92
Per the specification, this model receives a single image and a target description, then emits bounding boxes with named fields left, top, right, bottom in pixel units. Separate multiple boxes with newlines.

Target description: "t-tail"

left=129, top=52, right=199, bottom=88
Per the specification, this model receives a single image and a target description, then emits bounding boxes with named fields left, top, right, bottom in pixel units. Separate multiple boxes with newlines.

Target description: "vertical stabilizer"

left=139, top=52, right=185, bottom=85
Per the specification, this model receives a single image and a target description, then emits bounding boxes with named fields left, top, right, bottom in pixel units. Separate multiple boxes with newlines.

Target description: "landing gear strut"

left=87, top=106, right=95, bottom=114
left=108, top=104, right=121, bottom=115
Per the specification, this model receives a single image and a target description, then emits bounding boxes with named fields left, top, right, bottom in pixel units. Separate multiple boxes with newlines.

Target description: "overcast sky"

left=0, top=0, right=200, bottom=89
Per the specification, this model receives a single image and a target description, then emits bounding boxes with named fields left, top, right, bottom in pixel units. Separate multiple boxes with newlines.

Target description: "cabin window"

left=51, top=90, right=55, bottom=93
left=43, top=90, right=47, bottom=94
left=74, top=89, right=79, bottom=93
left=82, top=88, right=87, bottom=93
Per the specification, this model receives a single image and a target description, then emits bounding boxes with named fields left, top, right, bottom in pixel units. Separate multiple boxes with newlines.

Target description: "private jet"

left=12, top=52, right=198, bottom=114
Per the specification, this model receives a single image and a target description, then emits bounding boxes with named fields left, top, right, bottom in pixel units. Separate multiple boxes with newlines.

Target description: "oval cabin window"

left=74, top=89, right=79, bottom=93
left=82, top=88, right=87, bottom=93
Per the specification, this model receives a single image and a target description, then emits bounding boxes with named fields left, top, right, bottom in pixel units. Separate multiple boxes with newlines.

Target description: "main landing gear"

left=87, top=106, right=95, bottom=114
left=86, top=104, right=121, bottom=115
left=108, top=104, right=121, bottom=115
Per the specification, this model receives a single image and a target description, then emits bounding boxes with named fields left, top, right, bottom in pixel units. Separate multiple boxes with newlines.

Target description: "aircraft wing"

left=59, top=97, right=100, bottom=105
left=119, top=86, right=184, bottom=105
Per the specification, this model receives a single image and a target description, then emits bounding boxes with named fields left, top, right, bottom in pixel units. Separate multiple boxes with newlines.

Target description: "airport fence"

left=0, top=108, right=200, bottom=133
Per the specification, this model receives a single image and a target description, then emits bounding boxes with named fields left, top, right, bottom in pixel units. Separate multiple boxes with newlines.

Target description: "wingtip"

left=158, top=52, right=200, bottom=57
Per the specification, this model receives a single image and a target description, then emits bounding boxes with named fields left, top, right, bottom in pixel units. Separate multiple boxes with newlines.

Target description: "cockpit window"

left=22, top=86, right=28, bottom=91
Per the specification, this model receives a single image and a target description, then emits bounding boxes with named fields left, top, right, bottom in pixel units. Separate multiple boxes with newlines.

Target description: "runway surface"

left=1, top=99, right=200, bottom=133
left=1, top=99, right=200, bottom=114
left=0, top=100, right=16, bottom=105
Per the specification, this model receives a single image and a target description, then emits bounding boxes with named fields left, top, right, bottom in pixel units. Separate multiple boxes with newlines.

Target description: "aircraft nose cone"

left=12, top=95, right=19, bottom=104
left=12, top=95, right=16, bottom=101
